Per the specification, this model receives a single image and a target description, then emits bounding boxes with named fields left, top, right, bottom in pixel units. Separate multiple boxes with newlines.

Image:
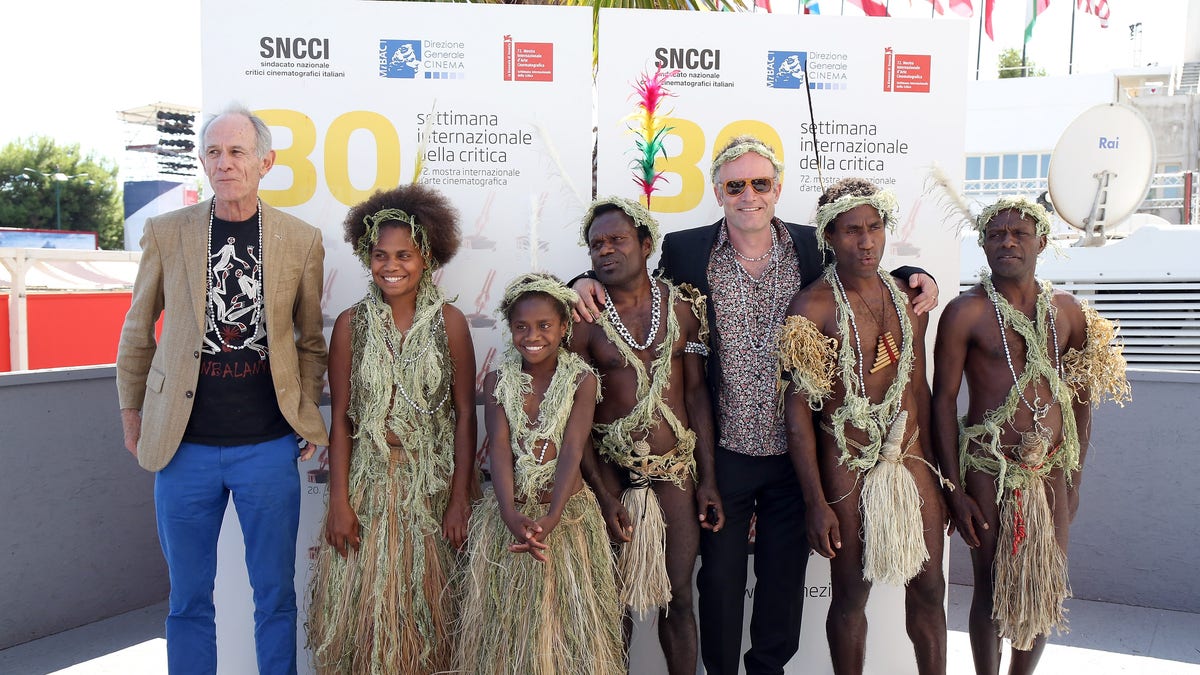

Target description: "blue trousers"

left=155, top=435, right=301, bottom=675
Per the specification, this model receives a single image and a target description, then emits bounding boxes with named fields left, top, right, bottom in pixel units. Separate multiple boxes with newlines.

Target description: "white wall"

left=965, top=73, right=1115, bottom=154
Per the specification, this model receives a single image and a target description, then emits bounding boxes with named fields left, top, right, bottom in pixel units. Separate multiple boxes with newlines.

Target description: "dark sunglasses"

left=721, top=177, right=775, bottom=196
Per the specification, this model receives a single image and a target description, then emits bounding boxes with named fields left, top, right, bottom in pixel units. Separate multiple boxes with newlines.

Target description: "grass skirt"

left=860, top=412, right=930, bottom=586
left=456, top=487, right=624, bottom=675
left=993, top=480, right=1070, bottom=650
left=307, top=454, right=456, bottom=674
left=617, top=482, right=671, bottom=616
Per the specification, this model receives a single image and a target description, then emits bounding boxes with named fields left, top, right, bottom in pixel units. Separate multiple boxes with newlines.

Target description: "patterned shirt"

left=708, top=219, right=805, bottom=457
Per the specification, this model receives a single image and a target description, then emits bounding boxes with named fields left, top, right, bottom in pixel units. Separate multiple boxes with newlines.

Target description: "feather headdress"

left=924, top=166, right=1061, bottom=254
left=924, top=162, right=978, bottom=233
left=627, top=66, right=679, bottom=206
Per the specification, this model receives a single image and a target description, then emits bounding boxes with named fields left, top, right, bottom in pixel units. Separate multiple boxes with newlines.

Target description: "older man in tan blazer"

left=116, top=105, right=328, bottom=675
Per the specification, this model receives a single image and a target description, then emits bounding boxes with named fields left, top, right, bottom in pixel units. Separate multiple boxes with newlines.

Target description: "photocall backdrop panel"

left=596, top=9, right=966, bottom=674
left=202, top=2, right=593, bottom=672
left=199, top=2, right=967, bottom=673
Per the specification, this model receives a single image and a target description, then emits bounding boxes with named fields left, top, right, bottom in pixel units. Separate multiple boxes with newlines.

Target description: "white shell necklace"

left=206, top=198, right=263, bottom=351
left=603, top=276, right=661, bottom=351
left=983, top=276, right=1061, bottom=418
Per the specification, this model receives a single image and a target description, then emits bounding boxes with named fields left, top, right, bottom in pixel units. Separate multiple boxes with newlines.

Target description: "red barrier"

left=0, top=291, right=138, bottom=372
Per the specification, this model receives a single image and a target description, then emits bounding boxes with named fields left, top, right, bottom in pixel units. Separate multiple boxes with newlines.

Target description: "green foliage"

left=998, top=47, right=1046, bottom=79
left=0, top=136, right=125, bottom=250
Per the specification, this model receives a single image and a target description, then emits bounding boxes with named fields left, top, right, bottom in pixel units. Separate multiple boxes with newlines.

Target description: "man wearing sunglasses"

left=573, top=135, right=937, bottom=674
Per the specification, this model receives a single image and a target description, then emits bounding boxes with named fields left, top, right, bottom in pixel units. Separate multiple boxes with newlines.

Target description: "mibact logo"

left=380, top=39, right=421, bottom=78
left=766, top=51, right=807, bottom=89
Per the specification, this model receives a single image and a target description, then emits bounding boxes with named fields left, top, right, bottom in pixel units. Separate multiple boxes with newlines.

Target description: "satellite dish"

left=1047, top=103, right=1155, bottom=246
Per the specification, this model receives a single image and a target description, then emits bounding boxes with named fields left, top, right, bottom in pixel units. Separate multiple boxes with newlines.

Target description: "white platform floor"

left=2, top=584, right=1198, bottom=674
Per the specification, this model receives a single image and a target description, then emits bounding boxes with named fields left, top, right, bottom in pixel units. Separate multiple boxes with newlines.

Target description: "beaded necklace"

left=984, top=275, right=1061, bottom=409
left=847, top=283, right=899, bottom=373
left=603, top=276, right=661, bottom=351
left=959, top=272, right=1082, bottom=508
left=593, top=281, right=698, bottom=489
left=981, top=273, right=1063, bottom=457
left=494, top=348, right=597, bottom=501
left=731, top=222, right=778, bottom=262
left=381, top=308, right=451, bottom=415
left=826, top=266, right=916, bottom=473
left=726, top=220, right=784, bottom=353
left=829, top=269, right=908, bottom=407
left=206, top=198, right=263, bottom=351
left=345, top=280, right=457, bottom=561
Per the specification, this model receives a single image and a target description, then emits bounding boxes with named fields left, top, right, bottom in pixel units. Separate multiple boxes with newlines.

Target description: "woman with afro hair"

left=308, top=184, right=478, bottom=673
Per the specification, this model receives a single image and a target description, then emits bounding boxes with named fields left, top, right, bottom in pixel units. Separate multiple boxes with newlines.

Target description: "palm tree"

left=392, top=0, right=752, bottom=67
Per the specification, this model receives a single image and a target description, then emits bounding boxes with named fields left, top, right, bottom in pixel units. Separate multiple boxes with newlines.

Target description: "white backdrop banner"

left=202, top=2, right=594, bottom=673
left=596, top=8, right=966, bottom=675
left=200, top=2, right=966, bottom=674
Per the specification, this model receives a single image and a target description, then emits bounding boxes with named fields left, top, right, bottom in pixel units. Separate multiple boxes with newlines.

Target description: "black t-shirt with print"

left=182, top=209, right=293, bottom=445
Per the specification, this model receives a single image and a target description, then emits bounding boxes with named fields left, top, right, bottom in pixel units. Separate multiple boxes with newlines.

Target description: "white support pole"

left=2, top=251, right=31, bottom=371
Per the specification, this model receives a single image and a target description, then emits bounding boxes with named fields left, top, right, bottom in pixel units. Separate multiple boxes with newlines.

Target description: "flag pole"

left=1021, top=0, right=1029, bottom=77
left=976, top=2, right=984, bottom=79
left=1069, top=0, right=1078, bottom=74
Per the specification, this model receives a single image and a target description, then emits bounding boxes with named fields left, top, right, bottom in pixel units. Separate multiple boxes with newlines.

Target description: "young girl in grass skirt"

left=456, top=273, right=623, bottom=675
left=307, top=185, right=478, bottom=674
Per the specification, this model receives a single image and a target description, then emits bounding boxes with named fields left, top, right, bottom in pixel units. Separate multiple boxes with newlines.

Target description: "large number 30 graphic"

left=257, top=109, right=784, bottom=213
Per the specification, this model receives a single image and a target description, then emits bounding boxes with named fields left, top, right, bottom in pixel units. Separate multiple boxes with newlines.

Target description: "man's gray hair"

left=199, top=104, right=273, bottom=159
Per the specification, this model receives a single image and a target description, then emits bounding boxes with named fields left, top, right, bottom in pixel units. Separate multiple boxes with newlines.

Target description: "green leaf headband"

left=498, top=273, right=581, bottom=341
left=814, top=190, right=900, bottom=253
left=355, top=207, right=432, bottom=268
left=579, top=195, right=662, bottom=255
left=709, top=138, right=785, bottom=184
left=974, top=196, right=1052, bottom=246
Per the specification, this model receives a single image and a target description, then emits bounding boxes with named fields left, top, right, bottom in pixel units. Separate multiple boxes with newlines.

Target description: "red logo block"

left=883, top=48, right=930, bottom=93
left=503, top=37, right=553, bottom=82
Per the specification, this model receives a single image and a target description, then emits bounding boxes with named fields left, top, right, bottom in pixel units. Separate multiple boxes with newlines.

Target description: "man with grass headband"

left=779, top=177, right=950, bottom=675
left=573, top=134, right=939, bottom=674
left=931, top=196, right=1130, bottom=675
left=572, top=196, right=720, bottom=675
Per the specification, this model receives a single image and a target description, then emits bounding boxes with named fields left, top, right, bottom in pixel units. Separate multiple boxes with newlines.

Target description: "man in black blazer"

left=575, top=135, right=936, bottom=675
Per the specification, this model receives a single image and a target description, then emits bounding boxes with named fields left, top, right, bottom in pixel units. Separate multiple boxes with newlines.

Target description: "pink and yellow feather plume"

left=626, top=67, right=679, bottom=206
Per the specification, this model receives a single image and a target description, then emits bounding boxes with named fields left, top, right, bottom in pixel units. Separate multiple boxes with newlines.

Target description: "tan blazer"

left=116, top=201, right=330, bottom=472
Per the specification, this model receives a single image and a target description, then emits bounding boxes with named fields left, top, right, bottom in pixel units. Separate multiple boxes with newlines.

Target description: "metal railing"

left=1141, top=171, right=1187, bottom=210
left=963, top=171, right=1197, bottom=224
left=961, top=177, right=1046, bottom=199
left=0, top=248, right=141, bottom=371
